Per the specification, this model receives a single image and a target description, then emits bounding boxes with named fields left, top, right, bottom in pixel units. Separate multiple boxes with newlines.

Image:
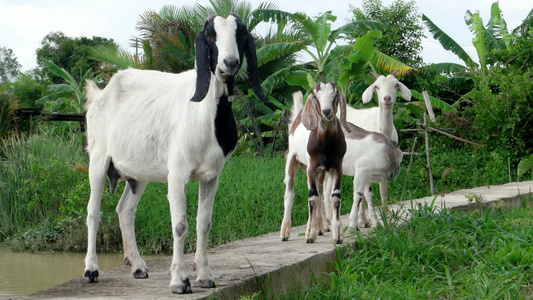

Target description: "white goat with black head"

left=281, top=82, right=350, bottom=244
left=83, top=14, right=267, bottom=294
left=334, top=71, right=411, bottom=228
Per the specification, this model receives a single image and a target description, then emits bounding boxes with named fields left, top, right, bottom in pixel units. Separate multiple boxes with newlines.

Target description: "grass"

left=1, top=128, right=532, bottom=255
left=276, top=200, right=533, bottom=299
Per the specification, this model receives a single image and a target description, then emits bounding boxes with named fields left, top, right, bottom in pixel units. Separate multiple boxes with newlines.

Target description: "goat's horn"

left=370, top=71, right=380, bottom=79
left=390, top=70, right=400, bottom=77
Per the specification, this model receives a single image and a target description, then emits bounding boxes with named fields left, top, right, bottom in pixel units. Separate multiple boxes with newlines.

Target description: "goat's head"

left=301, top=82, right=351, bottom=133
left=191, top=13, right=268, bottom=103
left=362, top=70, right=411, bottom=107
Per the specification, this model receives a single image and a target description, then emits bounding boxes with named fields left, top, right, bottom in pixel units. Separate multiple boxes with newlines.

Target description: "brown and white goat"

left=281, top=82, right=350, bottom=244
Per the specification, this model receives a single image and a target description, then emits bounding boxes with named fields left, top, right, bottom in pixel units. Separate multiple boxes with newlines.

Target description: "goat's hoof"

left=335, top=239, right=344, bottom=244
left=358, top=221, right=369, bottom=229
left=171, top=278, right=192, bottom=294
left=281, top=236, right=289, bottom=242
left=83, top=270, right=99, bottom=283
left=198, top=278, right=216, bottom=289
left=132, top=269, right=148, bottom=279
left=318, top=230, right=324, bottom=236
left=306, top=239, right=315, bottom=244
left=348, top=226, right=360, bottom=233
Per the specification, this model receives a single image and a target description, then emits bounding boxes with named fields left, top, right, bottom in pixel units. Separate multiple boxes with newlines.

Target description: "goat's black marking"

left=84, top=270, right=99, bottom=283
left=175, top=222, right=187, bottom=238
left=107, top=159, right=120, bottom=194
left=331, top=191, right=341, bottom=198
left=127, top=178, right=137, bottom=195
left=308, top=187, right=318, bottom=197
left=214, top=95, right=238, bottom=156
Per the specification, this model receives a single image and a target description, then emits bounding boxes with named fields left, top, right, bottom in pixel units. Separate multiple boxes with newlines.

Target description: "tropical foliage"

left=36, top=58, right=98, bottom=114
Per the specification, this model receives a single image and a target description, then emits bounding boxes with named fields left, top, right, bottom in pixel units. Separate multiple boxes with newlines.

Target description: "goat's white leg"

left=363, top=184, right=380, bottom=227
left=357, top=184, right=371, bottom=228
left=305, top=166, right=322, bottom=243
left=281, top=154, right=299, bottom=241
left=328, top=169, right=343, bottom=244
left=167, top=171, right=191, bottom=294
left=379, top=180, right=388, bottom=208
left=322, top=173, right=332, bottom=232
left=315, top=171, right=326, bottom=237
left=193, top=177, right=218, bottom=289
left=116, top=180, right=149, bottom=279
left=84, top=155, right=106, bottom=283
left=349, top=174, right=365, bottom=231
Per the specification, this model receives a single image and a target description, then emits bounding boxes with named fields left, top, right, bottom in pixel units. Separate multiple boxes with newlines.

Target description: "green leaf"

left=467, top=11, right=488, bottom=73
left=261, top=65, right=301, bottom=94
left=410, top=90, right=456, bottom=112
left=374, top=50, right=417, bottom=77
left=518, top=154, right=533, bottom=177
left=424, top=63, right=468, bottom=74
left=256, top=42, right=306, bottom=67
left=422, top=14, right=477, bottom=68
left=285, top=70, right=312, bottom=90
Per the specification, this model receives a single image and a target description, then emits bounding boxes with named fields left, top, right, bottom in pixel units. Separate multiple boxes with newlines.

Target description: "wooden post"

left=424, top=112, right=435, bottom=195
left=422, top=91, right=436, bottom=196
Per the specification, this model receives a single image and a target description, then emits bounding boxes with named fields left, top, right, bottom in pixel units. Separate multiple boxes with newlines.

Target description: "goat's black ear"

left=191, top=31, right=211, bottom=102
left=245, top=33, right=269, bottom=103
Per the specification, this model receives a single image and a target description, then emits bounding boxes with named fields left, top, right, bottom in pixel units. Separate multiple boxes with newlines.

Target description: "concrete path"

left=21, top=181, right=533, bottom=300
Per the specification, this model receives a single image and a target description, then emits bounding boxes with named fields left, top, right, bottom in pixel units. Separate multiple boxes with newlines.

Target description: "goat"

left=281, top=82, right=350, bottom=244
left=83, top=14, right=267, bottom=294
left=334, top=71, right=411, bottom=228
left=322, top=120, right=404, bottom=231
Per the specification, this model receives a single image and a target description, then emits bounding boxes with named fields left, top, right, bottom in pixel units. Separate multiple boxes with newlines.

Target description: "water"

left=0, top=247, right=156, bottom=298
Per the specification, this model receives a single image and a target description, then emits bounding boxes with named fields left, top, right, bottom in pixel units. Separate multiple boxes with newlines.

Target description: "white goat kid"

left=338, top=71, right=411, bottom=228
left=281, top=82, right=350, bottom=244
left=83, top=14, right=267, bottom=294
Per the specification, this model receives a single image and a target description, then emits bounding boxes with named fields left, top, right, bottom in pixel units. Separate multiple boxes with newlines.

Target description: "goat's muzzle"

left=322, top=109, right=334, bottom=120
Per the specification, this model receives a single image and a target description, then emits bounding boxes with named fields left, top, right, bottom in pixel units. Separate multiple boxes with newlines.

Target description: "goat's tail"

left=84, top=80, right=101, bottom=111
left=289, top=91, right=304, bottom=128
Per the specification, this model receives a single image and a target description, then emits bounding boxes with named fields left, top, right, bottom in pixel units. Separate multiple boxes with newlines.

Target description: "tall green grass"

left=295, top=201, right=533, bottom=299
left=1, top=129, right=531, bottom=254
left=0, top=130, right=87, bottom=240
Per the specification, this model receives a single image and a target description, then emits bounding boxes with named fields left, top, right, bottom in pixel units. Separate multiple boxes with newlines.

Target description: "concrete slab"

left=19, top=181, right=533, bottom=300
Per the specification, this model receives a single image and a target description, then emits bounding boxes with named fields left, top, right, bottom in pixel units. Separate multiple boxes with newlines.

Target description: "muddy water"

left=0, top=247, right=157, bottom=298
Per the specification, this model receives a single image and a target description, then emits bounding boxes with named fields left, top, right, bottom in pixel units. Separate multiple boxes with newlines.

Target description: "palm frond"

left=255, top=42, right=306, bottom=66
left=89, top=44, right=145, bottom=69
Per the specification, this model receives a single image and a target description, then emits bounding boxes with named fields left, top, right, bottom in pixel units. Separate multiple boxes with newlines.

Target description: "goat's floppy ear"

left=336, top=91, right=351, bottom=133
left=362, top=83, right=375, bottom=104
left=301, top=93, right=319, bottom=131
left=191, top=30, right=211, bottom=102
left=398, top=81, right=411, bottom=101
left=245, top=32, right=269, bottom=103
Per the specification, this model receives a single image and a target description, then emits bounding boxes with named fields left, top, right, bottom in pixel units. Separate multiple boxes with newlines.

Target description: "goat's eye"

left=206, top=35, right=212, bottom=41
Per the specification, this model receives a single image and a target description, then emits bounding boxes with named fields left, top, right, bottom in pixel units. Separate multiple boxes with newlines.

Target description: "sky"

left=0, top=0, right=531, bottom=73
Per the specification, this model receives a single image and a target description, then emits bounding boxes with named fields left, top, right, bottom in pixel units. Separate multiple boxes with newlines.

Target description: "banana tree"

left=422, top=2, right=517, bottom=77
left=36, top=58, right=99, bottom=114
